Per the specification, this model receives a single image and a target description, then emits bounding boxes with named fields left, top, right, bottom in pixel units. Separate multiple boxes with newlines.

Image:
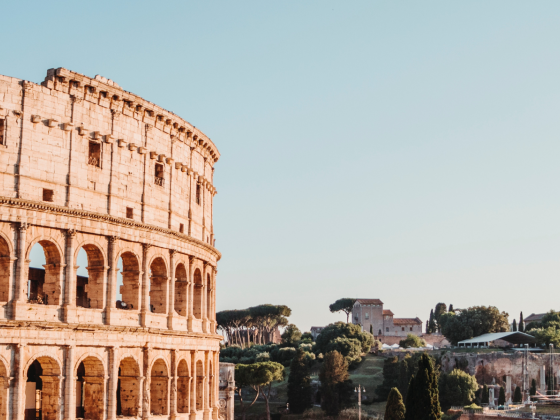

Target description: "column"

left=105, top=236, right=119, bottom=325
left=140, top=244, right=151, bottom=327
left=167, top=250, right=176, bottom=330
left=170, top=350, right=177, bottom=420
left=142, top=347, right=150, bottom=419
left=107, top=346, right=119, bottom=420
left=13, top=343, right=25, bottom=420
left=187, top=256, right=195, bottom=330
left=11, top=223, right=28, bottom=319
left=63, top=229, right=77, bottom=323
left=203, top=352, right=209, bottom=420
left=64, top=345, right=76, bottom=420
left=190, top=352, right=197, bottom=420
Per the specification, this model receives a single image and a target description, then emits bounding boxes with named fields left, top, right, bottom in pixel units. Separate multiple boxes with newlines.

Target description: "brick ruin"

left=0, top=68, right=227, bottom=420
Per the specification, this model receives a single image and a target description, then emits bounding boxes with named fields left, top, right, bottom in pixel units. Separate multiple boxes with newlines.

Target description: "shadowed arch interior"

left=177, top=359, right=189, bottom=413
left=25, top=356, right=61, bottom=420
left=206, top=274, right=211, bottom=320
left=174, top=263, right=188, bottom=316
left=117, top=357, right=140, bottom=417
left=193, top=269, right=202, bottom=319
left=0, top=359, right=7, bottom=420
left=150, top=359, right=169, bottom=415
left=76, top=356, right=104, bottom=420
left=196, top=360, right=204, bottom=410
left=77, top=244, right=105, bottom=309
left=27, top=240, right=63, bottom=306
left=0, top=236, right=11, bottom=302
left=149, top=257, right=168, bottom=314
left=118, top=252, right=140, bottom=310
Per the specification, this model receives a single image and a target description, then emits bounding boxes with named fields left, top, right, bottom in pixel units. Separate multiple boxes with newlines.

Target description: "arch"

left=149, top=257, right=168, bottom=314
left=0, top=233, right=12, bottom=302
left=75, top=243, right=106, bottom=309
left=196, top=360, right=204, bottom=411
left=193, top=268, right=203, bottom=319
left=0, top=358, right=7, bottom=420
left=117, top=251, right=140, bottom=310
left=76, top=356, right=105, bottom=420
left=150, top=358, right=169, bottom=415
left=206, top=273, right=211, bottom=320
left=174, top=263, right=188, bottom=317
left=117, top=357, right=140, bottom=417
left=25, top=356, right=62, bottom=420
left=26, top=239, right=63, bottom=305
left=177, top=359, right=190, bottom=413
left=208, top=360, right=214, bottom=409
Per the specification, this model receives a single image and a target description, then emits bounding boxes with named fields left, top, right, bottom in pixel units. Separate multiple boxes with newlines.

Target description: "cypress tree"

left=498, top=387, right=505, bottom=406
left=519, top=312, right=525, bottom=332
left=481, top=384, right=489, bottom=404
left=428, top=310, right=436, bottom=334
left=319, top=350, right=350, bottom=416
left=287, top=349, right=313, bottom=414
left=385, top=387, right=406, bottom=420
left=513, top=386, right=522, bottom=403
left=448, top=304, right=454, bottom=313
left=411, top=354, right=441, bottom=420
left=512, top=319, right=517, bottom=332
left=404, top=376, right=415, bottom=420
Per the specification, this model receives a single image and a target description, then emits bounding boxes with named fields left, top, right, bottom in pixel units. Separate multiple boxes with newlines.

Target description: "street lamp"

left=355, top=384, right=366, bottom=420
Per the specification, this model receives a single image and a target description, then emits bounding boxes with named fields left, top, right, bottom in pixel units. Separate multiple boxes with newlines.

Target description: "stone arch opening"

left=196, top=360, right=204, bottom=411
left=117, top=252, right=140, bottom=310
left=174, top=263, right=188, bottom=317
left=206, top=273, right=211, bottom=319
left=149, top=258, right=168, bottom=314
left=28, top=241, right=63, bottom=305
left=76, top=245, right=105, bottom=309
left=177, top=359, right=190, bottom=413
left=208, top=361, right=213, bottom=409
left=0, top=359, right=7, bottom=420
left=76, top=356, right=105, bottom=420
left=150, top=359, right=169, bottom=415
left=25, top=356, right=61, bottom=420
left=0, top=235, right=11, bottom=302
left=116, top=357, right=140, bottom=417
left=193, top=269, right=203, bottom=319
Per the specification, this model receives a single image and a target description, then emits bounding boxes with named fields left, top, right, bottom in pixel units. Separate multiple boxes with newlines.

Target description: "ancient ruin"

left=0, top=68, right=223, bottom=420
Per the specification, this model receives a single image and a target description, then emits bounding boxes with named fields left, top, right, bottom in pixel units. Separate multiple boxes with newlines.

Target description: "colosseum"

left=0, top=68, right=227, bottom=420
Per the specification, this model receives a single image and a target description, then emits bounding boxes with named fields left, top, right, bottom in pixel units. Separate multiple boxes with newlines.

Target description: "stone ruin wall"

left=0, top=68, right=224, bottom=420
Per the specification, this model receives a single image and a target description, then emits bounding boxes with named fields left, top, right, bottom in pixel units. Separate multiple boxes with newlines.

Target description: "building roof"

left=458, top=332, right=537, bottom=345
left=393, top=317, right=422, bottom=325
left=524, top=313, right=546, bottom=323
left=383, top=310, right=394, bottom=316
left=355, top=299, right=383, bottom=305
left=310, top=326, right=324, bottom=331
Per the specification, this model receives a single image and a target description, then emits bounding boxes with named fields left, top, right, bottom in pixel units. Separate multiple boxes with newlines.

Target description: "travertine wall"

left=0, top=68, right=223, bottom=420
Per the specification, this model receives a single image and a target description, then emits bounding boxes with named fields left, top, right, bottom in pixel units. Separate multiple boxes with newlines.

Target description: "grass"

left=347, top=355, right=385, bottom=402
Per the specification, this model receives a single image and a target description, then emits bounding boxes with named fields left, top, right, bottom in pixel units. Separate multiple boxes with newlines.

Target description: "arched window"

left=206, top=274, right=211, bottom=319
left=117, top=252, right=140, bottom=310
left=174, top=264, right=188, bottom=316
left=76, top=357, right=104, bottom=420
left=193, top=269, right=202, bottom=319
left=0, top=235, right=11, bottom=303
left=149, top=258, right=168, bottom=314
left=150, top=359, right=169, bottom=415
left=177, top=360, right=190, bottom=413
left=76, top=245, right=105, bottom=309
left=196, top=360, right=204, bottom=410
left=0, top=359, right=7, bottom=420
left=25, top=357, right=61, bottom=420
left=28, top=241, right=63, bottom=305
left=117, top=357, right=140, bottom=417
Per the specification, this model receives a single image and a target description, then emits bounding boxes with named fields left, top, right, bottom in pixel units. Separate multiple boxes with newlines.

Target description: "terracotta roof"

left=393, top=317, right=422, bottom=325
left=383, top=310, right=394, bottom=316
left=355, top=299, right=383, bottom=305
left=524, top=313, right=546, bottom=323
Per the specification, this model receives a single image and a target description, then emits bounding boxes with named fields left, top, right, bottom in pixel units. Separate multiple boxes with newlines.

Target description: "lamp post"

left=355, top=384, right=366, bottom=420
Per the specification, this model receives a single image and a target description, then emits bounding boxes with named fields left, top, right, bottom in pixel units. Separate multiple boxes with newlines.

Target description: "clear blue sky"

left=8, top=1, right=560, bottom=331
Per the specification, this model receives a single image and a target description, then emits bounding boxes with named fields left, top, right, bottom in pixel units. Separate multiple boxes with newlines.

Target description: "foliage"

left=220, top=341, right=315, bottom=367
left=282, top=324, right=302, bottom=346
left=519, top=312, right=524, bottom=332
left=438, top=369, right=478, bottom=409
left=301, top=332, right=313, bottom=341
left=404, top=375, right=415, bottom=420
left=448, top=304, right=454, bottom=313
left=498, top=387, right=505, bottom=406
left=513, top=386, right=522, bottom=403
left=325, top=337, right=363, bottom=365
left=315, top=322, right=374, bottom=366
left=287, top=349, right=313, bottom=414
left=427, top=310, right=436, bottom=334
left=329, top=298, right=357, bottom=323
left=235, top=362, right=284, bottom=420
left=435, top=303, right=447, bottom=333
left=385, top=387, right=406, bottom=420
left=377, top=354, right=424, bottom=401
left=400, top=334, right=427, bottom=349
left=530, top=379, right=537, bottom=396
left=481, top=385, right=489, bottom=404
left=319, top=350, right=353, bottom=416
left=540, top=311, right=560, bottom=329
left=528, top=327, right=560, bottom=347
left=439, top=306, right=510, bottom=345
left=512, top=319, right=517, bottom=332
left=406, top=354, right=441, bottom=420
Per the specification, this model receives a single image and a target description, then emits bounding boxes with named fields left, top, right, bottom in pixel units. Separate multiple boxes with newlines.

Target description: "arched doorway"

left=27, top=242, right=63, bottom=305
left=196, top=360, right=204, bottom=411
left=116, top=357, right=140, bottom=417
left=149, top=258, right=167, bottom=314
left=206, top=274, right=211, bottom=320
left=0, top=236, right=11, bottom=302
left=193, top=269, right=202, bottom=319
left=174, top=264, right=188, bottom=317
left=150, top=359, right=169, bottom=415
left=0, top=359, right=7, bottom=420
left=177, top=360, right=189, bottom=413
left=25, top=357, right=61, bottom=420
left=76, top=245, right=105, bottom=309
left=208, top=361, right=213, bottom=410
left=117, top=252, right=140, bottom=310
left=76, top=357, right=104, bottom=420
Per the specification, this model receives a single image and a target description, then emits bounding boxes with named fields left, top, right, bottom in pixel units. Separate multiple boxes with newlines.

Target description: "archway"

left=206, top=274, right=211, bottom=320
left=193, top=269, right=202, bottom=319
left=196, top=360, right=204, bottom=411
left=208, top=361, right=213, bottom=410
left=0, top=359, right=7, bottom=420
left=76, top=245, right=105, bottom=309
left=0, top=235, right=11, bottom=302
left=174, top=264, right=188, bottom=316
left=25, top=356, right=61, bottom=420
left=150, top=359, right=169, bottom=415
left=117, top=252, right=140, bottom=310
left=28, top=241, right=63, bottom=305
left=177, top=360, right=189, bottom=413
left=117, top=357, right=140, bottom=417
left=149, top=258, right=168, bottom=314
left=76, top=357, right=104, bottom=420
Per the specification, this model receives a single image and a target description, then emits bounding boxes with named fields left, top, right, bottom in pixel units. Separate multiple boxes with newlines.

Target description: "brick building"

left=352, top=299, right=422, bottom=337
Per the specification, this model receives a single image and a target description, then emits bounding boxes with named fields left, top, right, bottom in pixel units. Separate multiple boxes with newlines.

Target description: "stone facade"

left=0, top=68, right=223, bottom=420
left=352, top=299, right=422, bottom=337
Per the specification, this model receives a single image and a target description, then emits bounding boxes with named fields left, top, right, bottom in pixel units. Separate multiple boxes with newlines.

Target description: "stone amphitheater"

left=0, top=68, right=233, bottom=420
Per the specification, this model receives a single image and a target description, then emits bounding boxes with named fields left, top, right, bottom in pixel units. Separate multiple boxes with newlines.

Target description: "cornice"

left=0, top=196, right=221, bottom=261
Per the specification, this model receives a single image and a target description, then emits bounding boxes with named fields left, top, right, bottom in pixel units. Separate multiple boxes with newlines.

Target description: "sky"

left=9, top=1, right=560, bottom=331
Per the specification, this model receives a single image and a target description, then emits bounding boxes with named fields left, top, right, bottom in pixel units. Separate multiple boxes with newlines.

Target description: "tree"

left=513, top=386, right=522, bottom=403
left=319, top=350, right=352, bottom=416
left=329, top=298, right=356, bottom=323
left=512, top=319, right=517, bottom=332
left=404, top=376, right=415, bottom=420
left=301, top=332, right=313, bottom=341
left=448, top=304, right=454, bottom=313
left=281, top=324, right=302, bottom=346
left=385, top=388, right=406, bottom=420
left=439, top=306, right=510, bottom=345
left=235, top=362, right=284, bottom=420
left=235, top=364, right=262, bottom=420
left=519, top=312, right=524, bottom=332
left=428, top=310, right=436, bottom=334
left=438, top=369, right=479, bottom=409
left=370, top=324, right=373, bottom=335
left=530, top=379, right=537, bottom=396
left=400, top=334, right=427, bottom=349
left=481, top=385, right=489, bottom=404
left=540, top=310, right=560, bottom=329
left=407, top=354, right=441, bottom=420
left=498, top=387, right=505, bottom=406
left=434, top=303, right=447, bottom=333
left=287, top=349, right=312, bottom=414
left=377, top=357, right=400, bottom=400
left=528, top=327, right=560, bottom=347
left=315, top=322, right=374, bottom=366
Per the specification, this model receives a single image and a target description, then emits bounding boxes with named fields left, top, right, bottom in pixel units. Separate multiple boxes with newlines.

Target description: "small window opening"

left=386, top=327, right=389, bottom=332
left=126, top=207, right=134, bottom=219
left=73, top=81, right=79, bottom=88
left=42, top=189, right=54, bottom=202
left=155, top=163, right=164, bottom=186
left=196, top=184, right=201, bottom=205
left=100, top=91, right=107, bottom=98
left=401, top=327, right=405, bottom=331
left=136, top=105, right=142, bottom=112
left=88, top=86, right=95, bottom=93
left=88, top=141, right=101, bottom=167
left=0, top=118, right=5, bottom=145
left=410, top=327, right=413, bottom=331
left=179, top=224, right=184, bottom=233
